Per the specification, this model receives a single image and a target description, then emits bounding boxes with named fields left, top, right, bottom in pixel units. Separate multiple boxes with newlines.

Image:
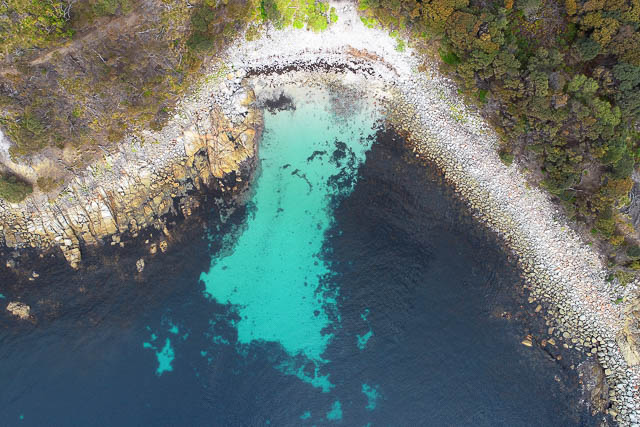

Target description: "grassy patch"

left=499, top=150, right=515, bottom=166
left=439, top=49, right=460, bottom=66
left=0, top=174, right=33, bottom=203
left=476, top=89, right=488, bottom=103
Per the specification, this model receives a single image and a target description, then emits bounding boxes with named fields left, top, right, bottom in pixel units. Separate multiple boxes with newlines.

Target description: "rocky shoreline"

left=2, top=0, right=640, bottom=423
left=0, top=77, right=263, bottom=269
left=389, top=88, right=640, bottom=423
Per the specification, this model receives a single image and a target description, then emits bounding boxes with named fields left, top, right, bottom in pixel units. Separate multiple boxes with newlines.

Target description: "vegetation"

left=92, top=0, right=131, bottom=16
left=259, top=0, right=333, bottom=30
left=0, top=174, right=33, bottom=203
left=0, top=0, right=336, bottom=197
left=0, top=0, right=73, bottom=61
left=36, top=176, right=62, bottom=192
left=0, top=0, right=338, bottom=161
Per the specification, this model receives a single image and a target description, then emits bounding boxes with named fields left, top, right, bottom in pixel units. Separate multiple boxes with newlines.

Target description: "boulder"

left=620, top=297, right=640, bottom=366
left=577, top=359, right=610, bottom=415
left=6, top=301, right=30, bottom=320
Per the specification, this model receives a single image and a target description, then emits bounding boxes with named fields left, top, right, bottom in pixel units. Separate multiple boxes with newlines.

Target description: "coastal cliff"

left=0, top=78, right=262, bottom=268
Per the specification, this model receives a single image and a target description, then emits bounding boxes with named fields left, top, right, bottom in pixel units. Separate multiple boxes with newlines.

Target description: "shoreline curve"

left=0, top=1, right=638, bottom=423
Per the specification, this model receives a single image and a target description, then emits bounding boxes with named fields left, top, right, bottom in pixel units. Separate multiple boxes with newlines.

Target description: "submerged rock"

left=521, top=335, right=533, bottom=347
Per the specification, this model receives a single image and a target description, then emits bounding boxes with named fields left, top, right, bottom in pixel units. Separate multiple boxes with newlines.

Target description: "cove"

left=200, top=89, right=380, bottom=390
left=0, top=87, right=599, bottom=426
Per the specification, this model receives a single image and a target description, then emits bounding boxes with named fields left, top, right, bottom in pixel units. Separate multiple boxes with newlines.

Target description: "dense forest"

left=0, top=0, right=639, bottom=274
left=358, top=0, right=640, bottom=262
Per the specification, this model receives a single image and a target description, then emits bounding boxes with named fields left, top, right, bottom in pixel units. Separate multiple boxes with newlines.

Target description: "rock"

left=6, top=301, right=30, bottom=320
left=620, top=298, right=640, bottom=366
left=136, top=258, right=145, bottom=273
left=149, top=243, right=158, bottom=255
left=578, top=359, right=610, bottom=414
left=0, top=84, right=261, bottom=271
left=159, top=240, right=168, bottom=253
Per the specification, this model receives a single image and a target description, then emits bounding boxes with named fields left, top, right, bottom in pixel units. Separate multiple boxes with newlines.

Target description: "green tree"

left=576, top=37, right=601, bottom=61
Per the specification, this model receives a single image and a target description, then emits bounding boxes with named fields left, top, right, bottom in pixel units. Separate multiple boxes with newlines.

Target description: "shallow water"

left=0, top=90, right=596, bottom=426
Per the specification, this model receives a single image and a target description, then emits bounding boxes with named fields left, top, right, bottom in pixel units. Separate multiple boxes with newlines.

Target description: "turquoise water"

left=200, top=92, right=379, bottom=391
left=300, top=410, right=312, bottom=420
left=362, top=384, right=380, bottom=410
left=143, top=325, right=176, bottom=376
left=326, top=400, right=343, bottom=421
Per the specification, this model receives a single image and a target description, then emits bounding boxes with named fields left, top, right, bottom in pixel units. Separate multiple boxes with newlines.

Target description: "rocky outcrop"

left=579, top=359, right=611, bottom=415
left=6, top=301, right=31, bottom=320
left=620, top=298, right=640, bottom=366
left=0, top=77, right=262, bottom=268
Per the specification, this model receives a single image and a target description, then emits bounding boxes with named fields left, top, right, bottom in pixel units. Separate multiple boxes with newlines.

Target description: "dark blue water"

left=0, top=114, right=595, bottom=425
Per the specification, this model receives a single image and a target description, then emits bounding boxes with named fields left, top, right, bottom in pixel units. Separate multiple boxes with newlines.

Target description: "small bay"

left=0, top=88, right=597, bottom=426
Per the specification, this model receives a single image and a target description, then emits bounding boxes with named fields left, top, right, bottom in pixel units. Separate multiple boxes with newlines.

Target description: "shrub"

left=439, top=49, right=460, bottom=65
left=330, top=7, right=338, bottom=23
left=499, top=150, right=514, bottom=165
left=0, top=174, right=33, bottom=203
left=517, top=0, right=541, bottom=18
left=36, top=176, right=61, bottom=192
left=615, top=269, right=635, bottom=285
left=626, top=245, right=640, bottom=259
left=610, top=234, right=624, bottom=246
left=92, top=0, right=129, bottom=16
left=187, top=32, right=215, bottom=51
left=611, top=151, right=634, bottom=178
left=577, top=37, right=601, bottom=61
left=0, top=0, right=73, bottom=61
left=595, top=213, right=616, bottom=238
left=476, top=89, right=488, bottom=103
